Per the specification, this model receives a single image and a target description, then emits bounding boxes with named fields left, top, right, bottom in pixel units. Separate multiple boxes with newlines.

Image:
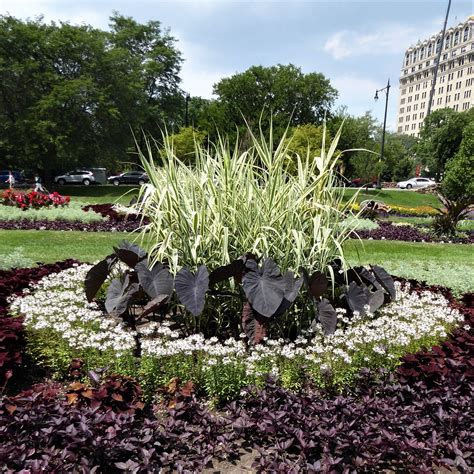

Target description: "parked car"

left=0, top=170, right=24, bottom=184
left=396, top=177, right=436, bottom=189
left=54, top=170, right=95, bottom=186
left=107, top=171, right=149, bottom=186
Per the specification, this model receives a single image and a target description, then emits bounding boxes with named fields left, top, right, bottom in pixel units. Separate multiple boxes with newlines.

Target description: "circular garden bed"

left=1, top=256, right=472, bottom=472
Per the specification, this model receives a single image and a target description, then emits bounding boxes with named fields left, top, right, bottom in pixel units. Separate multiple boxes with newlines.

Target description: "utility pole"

left=427, top=0, right=452, bottom=117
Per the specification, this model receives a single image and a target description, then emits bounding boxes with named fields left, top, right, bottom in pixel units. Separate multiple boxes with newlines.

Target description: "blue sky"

left=2, top=0, right=473, bottom=129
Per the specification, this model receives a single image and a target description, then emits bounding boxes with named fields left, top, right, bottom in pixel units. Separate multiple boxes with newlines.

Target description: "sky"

left=1, top=0, right=473, bottom=130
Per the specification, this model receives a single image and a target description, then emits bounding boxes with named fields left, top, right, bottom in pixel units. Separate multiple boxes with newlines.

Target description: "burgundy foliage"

left=0, top=261, right=78, bottom=385
left=355, top=221, right=474, bottom=244
left=0, top=380, right=238, bottom=473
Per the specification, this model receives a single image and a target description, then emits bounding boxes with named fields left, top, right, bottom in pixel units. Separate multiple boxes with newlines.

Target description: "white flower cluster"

left=8, top=266, right=464, bottom=379
left=9, top=264, right=136, bottom=356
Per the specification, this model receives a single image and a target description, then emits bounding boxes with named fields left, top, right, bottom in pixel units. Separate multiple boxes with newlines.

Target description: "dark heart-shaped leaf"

left=344, top=281, right=369, bottom=316
left=283, top=271, right=304, bottom=303
left=135, top=261, right=174, bottom=300
left=209, top=260, right=245, bottom=287
left=363, top=287, right=385, bottom=314
left=272, top=271, right=304, bottom=317
left=105, top=274, right=140, bottom=316
left=355, top=266, right=382, bottom=290
left=241, top=302, right=268, bottom=345
left=84, top=254, right=118, bottom=302
left=371, top=265, right=396, bottom=300
left=175, top=266, right=209, bottom=316
left=242, top=258, right=285, bottom=318
left=301, top=268, right=328, bottom=298
left=138, top=295, right=169, bottom=319
left=316, top=298, right=338, bottom=335
left=113, top=240, right=147, bottom=268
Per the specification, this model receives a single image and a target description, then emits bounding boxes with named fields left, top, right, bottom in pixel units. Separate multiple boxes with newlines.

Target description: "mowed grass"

left=49, top=185, right=139, bottom=205
left=1, top=231, right=472, bottom=294
left=342, top=189, right=440, bottom=208
left=44, top=185, right=441, bottom=209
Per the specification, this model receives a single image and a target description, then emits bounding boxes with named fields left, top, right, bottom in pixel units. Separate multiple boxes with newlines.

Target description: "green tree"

left=328, top=109, right=378, bottom=177
left=442, top=121, right=474, bottom=202
left=416, top=108, right=474, bottom=180
left=0, top=14, right=183, bottom=177
left=164, top=126, right=207, bottom=164
left=380, top=132, right=417, bottom=182
left=283, top=124, right=330, bottom=174
left=212, top=64, right=337, bottom=142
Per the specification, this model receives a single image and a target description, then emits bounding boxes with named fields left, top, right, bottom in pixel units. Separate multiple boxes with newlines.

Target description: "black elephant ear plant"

left=85, top=240, right=397, bottom=351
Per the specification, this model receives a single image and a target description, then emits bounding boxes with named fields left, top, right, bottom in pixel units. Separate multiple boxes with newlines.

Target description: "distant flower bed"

left=354, top=221, right=474, bottom=244
left=2, top=189, right=70, bottom=209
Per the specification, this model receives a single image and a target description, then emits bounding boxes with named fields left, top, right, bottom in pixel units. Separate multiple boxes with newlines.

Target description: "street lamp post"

left=374, top=79, right=391, bottom=189
left=185, top=93, right=190, bottom=127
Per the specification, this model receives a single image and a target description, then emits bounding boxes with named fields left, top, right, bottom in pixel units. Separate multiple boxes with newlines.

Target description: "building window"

left=413, top=104, right=418, bottom=111
left=401, top=88, right=406, bottom=95
left=436, top=38, right=441, bottom=53
left=405, top=54, right=410, bottom=66
left=422, top=91, right=427, bottom=98
left=398, top=126, right=403, bottom=133
left=438, top=87, right=443, bottom=94
left=428, top=43, right=433, bottom=56
left=454, top=92, right=460, bottom=100
left=458, top=58, right=464, bottom=66
left=464, top=90, right=471, bottom=98
left=463, top=27, right=469, bottom=42
left=416, top=84, right=421, bottom=90
left=405, top=125, right=409, bottom=131
left=406, top=115, right=410, bottom=122
left=454, top=31, right=459, bottom=46
left=437, top=97, right=443, bottom=105
left=409, top=86, right=413, bottom=93
left=462, top=102, right=470, bottom=110
left=445, top=35, right=450, bottom=49
left=413, top=113, right=417, bottom=120
left=457, top=69, right=463, bottom=78
left=446, top=95, right=451, bottom=103
left=401, top=98, right=406, bottom=104
left=454, top=104, right=459, bottom=111
left=399, top=117, right=403, bottom=123
left=420, top=112, right=424, bottom=118
left=456, top=81, right=461, bottom=90
left=414, top=93, right=419, bottom=100
left=408, top=96, right=412, bottom=103
left=407, top=105, right=411, bottom=112
left=421, top=102, right=425, bottom=108
left=443, top=53, right=448, bottom=60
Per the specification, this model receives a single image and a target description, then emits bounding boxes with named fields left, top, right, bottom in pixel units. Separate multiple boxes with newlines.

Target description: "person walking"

left=6, top=171, right=15, bottom=189
left=34, top=174, right=46, bottom=193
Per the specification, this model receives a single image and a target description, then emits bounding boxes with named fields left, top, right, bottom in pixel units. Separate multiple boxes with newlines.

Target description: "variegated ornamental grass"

left=134, top=124, right=359, bottom=279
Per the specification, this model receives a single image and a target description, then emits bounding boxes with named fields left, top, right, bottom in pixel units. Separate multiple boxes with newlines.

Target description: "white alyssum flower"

left=9, top=268, right=464, bottom=380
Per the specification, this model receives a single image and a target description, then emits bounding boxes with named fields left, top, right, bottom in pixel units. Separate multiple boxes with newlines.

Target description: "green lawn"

left=40, top=185, right=442, bottom=209
left=49, top=185, right=139, bottom=205
left=342, top=189, right=440, bottom=208
left=1, top=230, right=472, bottom=294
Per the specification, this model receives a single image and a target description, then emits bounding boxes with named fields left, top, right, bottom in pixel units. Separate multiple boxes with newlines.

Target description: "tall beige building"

left=397, top=15, right=474, bottom=136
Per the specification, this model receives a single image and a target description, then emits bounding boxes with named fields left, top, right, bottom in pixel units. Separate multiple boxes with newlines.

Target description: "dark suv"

left=107, top=172, right=149, bottom=186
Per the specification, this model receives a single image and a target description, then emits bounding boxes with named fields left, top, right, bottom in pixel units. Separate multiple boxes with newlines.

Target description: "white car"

left=54, top=170, right=95, bottom=186
left=396, top=177, right=436, bottom=189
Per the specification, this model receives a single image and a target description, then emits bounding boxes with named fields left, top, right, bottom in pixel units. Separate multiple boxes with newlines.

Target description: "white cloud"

left=324, top=23, right=435, bottom=60
left=176, top=35, right=232, bottom=98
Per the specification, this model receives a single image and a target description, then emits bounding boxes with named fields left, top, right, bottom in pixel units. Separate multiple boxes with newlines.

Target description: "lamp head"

left=374, top=91, right=379, bottom=101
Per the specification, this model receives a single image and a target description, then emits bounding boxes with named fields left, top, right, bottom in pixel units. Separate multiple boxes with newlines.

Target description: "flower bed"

left=0, top=203, right=144, bottom=231
left=0, top=290, right=472, bottom=472
left=9, top=262, right=464, bottom=400
left=355, top=221, right=474, bottom=244
left=2, top=189, right=70, bottom=209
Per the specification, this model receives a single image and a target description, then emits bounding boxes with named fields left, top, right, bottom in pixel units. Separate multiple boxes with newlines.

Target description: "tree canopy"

left=0, top=14, right=183, bottom=174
